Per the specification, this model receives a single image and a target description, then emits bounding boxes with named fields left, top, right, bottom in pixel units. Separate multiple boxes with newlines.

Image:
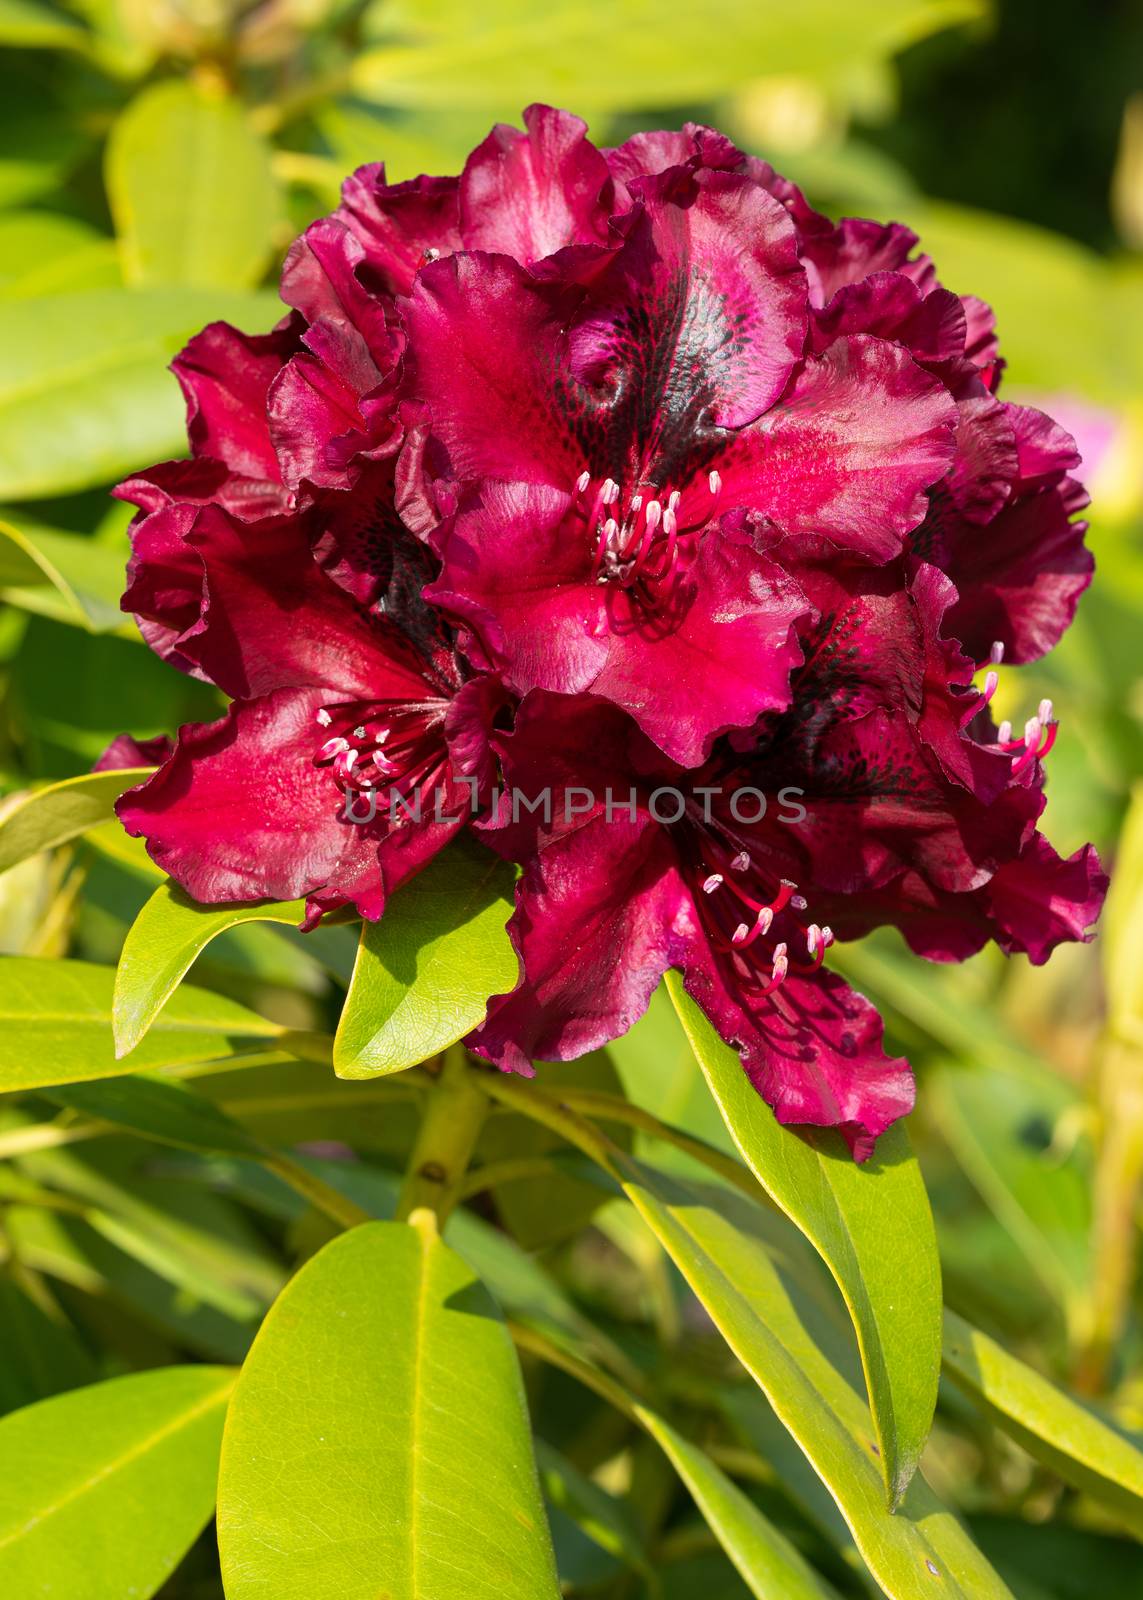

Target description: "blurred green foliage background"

left=1, top=2, right=1143, bottom=1596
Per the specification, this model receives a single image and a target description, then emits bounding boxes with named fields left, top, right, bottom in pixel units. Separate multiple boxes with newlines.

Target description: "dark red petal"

left=171, top=319, right=297, bottom=484
left=116, top=689, right=387, bottom=917
left=987, top=836, right=1107, bottom=965
left=460, top=104, right=614, bottom=262
left=94, top=733, right=174, bottom=772
left=337, top=168, right=462, bottom=296
left=719, top=335, right=957, bottom=560
left=682, top=951, right=913, bottom=1160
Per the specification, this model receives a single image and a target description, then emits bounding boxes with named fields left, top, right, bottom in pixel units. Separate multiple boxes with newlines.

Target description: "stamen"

left=315, top=708, right=332, bottom=727
left=1038, top=698, right=1053, bottom=725
left=575, top=470, right=591, bottom=494
left=602, top=478, right=619, bottom=505
left=760, top=942, right=788, bottom=996
left=644, top=500, right=662, bottom=533
left=998, top=719, right=1012, bottom=744
left=702, top=873, right=723, bottom=893
left=667, top=490, right=681, bottom=514
left=730, top=851, right=750, bottom=872
left=709, top=470, right=722, bottom=496
left=981, top=670, right=999, bottom=703
left=990, top=640, right=1005, bottom=665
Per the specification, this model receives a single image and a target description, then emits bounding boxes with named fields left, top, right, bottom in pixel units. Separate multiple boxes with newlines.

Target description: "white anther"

left=982, top=670, right=999, bottom=700
left=576, top=470, right=591, bottom=493
left=998, top=720, right=1012, bottom=744
left=791, top=894, right=808, bottom=911
left=602, top=478, right=619, bottom=504
left=344, top=748, right=358, bottom=770
left=732, top=922, right=750, bottom=945
left=663, top=508, right=677, bottom=537
left=630, top=494, right=642, bottom=512
left=702, top=873, right=723, bottom=893
left=1023, top=716, right=1041, bottom=749
left=315, top=708, right=332, bottom=727
left=806, top=925, right=821, bottom=957
left=1038, top=698, right=1053, bottom=725
left=709, top=470, right=722, bottom=496
left=730, top=851, right=750, bottom=871
left=667, top=490, right=681, bottom=513
left=318, top=737, right=348, bottom=760
left=644, top=500, right=662, bottom=531
left=821, top=926, right=834, bottom=947
left=756, top=906, right=774, bottom=935
left=990, top=640, right=1005, bottom=665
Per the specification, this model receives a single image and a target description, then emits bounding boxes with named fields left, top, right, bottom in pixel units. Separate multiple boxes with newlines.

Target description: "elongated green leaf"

left=668, top=973, right=941, bottom=1508
left=114, top=881, right=307, bottom=1057
left=0, top=767, right=150, bottom=875
left=633, top=1405, right=837, bottom=1599
left=0, top=1278, right=97, bottom=1415
left=47, top=1073, right=263, bottom=1158
left=355, top=0, right=985, bottom=110
left=334, top=835, right=517, bottom=1077
left=0, top=286, right=279, bottom=499
left=535, top=1439, right=649, bottom=1576
left=0, top=515, right=133, bottom=631
left=107, top=80, right=279, bottom=290
left=617, top=1159, right=1011, bottom=1598
left=0, top=1366, right=234, bottom=1599
left=218, top=1219, right=560, bottom=1599
left=943, top=1310, right=1143, bottom=1535
left=489, top=1074, right=1014, bottom=1600
left=0, top=956, right=286, bottom=1089
left=930, top=1063, right=1091, bottom=1334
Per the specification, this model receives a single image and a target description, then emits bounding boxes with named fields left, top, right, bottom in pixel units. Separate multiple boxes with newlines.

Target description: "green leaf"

left=354, top=0, right=987, bottom=111
left=0, top=514, right=135, bottom=632
left=1103, top=780, right=1143, bottom=1034
left=0, top=211, right=118, bottom=299
left=930, top=1063, right=1092, bottom=1336
left=667, top=973, right=942, bottom=1508
left=943, top=1310, right=1143, bottom=1536
left=614, top=1159, right=1011, bottom=1598
left=0, top=956, right=286, bottom=1090
left=535, top=1439, right=649, bottom=1576
left=114, top=881, right=307, bottom=1057
left=218, top=1219, right=561, bottom=1599
left=0, top=0, right=87, bottom=48
left=0, top=1366, right=234, bottom=1600
left=46, top=1073, right=264, bottom=1158
left=0, top=767, right=151, bottom=875
left=632, top=1406, right=838, bottom=1599
left=106, top=80, right=279, bottom=290
left=334, top=835, right=517, bottom=1077
left=0, top=285, right=280, bottom=499
left=0, top=1278, right=97, bottom=1415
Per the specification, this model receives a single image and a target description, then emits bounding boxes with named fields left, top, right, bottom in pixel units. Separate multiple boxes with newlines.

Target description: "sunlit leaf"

left=0, top=956, right=287, bottom=1089
left=218, top=1219, right=561, bottom=1599
left=114, top=881, right=307, bottom=1057
left=0, top=514, right=134, bottom=632
left=0, top=286, right=280, bottom=498
left=668, top=973, right=942, bottom=1508
left=107, top=80, right=280, bottom=289
left=0, top=1366, right=233, bottom=1600
left=354, top=0, right=987, bottom=111
left=0, top=767, right=151, bottom=875
left=944, top=1309, right=1143, bottom=1536
left=0, top=211, right=118, bottom=299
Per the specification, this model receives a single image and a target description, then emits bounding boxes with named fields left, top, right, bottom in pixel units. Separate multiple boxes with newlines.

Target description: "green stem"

left=395, top=1045, right=489, bottom=1225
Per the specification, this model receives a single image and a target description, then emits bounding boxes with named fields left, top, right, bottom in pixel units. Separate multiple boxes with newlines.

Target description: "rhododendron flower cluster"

left=110, top=106, right=1105, bottom=1159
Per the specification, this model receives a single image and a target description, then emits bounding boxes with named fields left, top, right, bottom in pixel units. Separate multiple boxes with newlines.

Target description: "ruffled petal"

left=116, top=689, right=388, bottom=917
left=682, top=951, right=914, bottom=1160
left=718, top=335, right=957, bottom=560
left=460, top=104, right=614, bottom=262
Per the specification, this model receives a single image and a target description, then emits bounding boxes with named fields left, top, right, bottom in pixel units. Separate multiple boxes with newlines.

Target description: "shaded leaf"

left=334, top=835, right=517, bottom=1077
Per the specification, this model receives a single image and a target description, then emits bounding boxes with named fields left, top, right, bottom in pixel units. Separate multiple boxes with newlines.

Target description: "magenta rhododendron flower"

left=110, top=105, right=1105, bottom=1158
